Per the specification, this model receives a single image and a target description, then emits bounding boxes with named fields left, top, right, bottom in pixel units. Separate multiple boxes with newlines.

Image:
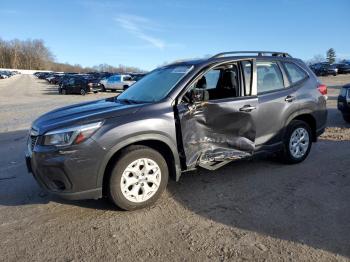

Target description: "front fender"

left=95, top=133, right=182, bottom=188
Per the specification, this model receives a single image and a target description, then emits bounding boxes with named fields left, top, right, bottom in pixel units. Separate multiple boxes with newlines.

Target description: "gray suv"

left=25, top=51, right=327, bottom=210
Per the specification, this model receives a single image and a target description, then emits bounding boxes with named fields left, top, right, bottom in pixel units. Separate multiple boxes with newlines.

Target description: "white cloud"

left=115, top=15, right=165, bottom=49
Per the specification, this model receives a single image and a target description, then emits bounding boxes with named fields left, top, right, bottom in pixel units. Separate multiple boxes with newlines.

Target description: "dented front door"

left=177, top=60, right=258, bottom=169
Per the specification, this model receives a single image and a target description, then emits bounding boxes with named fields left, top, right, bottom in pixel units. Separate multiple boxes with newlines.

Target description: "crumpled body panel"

left=180, top=102, right=256, bottom=168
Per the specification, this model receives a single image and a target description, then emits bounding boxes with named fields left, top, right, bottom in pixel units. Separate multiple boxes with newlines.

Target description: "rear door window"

left=284, top=62, right=308, bottom=84
left=257, top=61, right=284, bottom=93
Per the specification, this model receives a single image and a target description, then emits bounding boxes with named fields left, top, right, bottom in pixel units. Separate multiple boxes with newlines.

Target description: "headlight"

left=43, top=121, right=103, bottom=146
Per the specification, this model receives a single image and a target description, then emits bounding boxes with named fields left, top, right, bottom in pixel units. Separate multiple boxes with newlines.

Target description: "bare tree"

left=0, top=37, right=144, bottom=72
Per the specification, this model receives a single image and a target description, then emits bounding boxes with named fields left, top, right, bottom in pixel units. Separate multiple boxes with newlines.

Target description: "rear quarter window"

left=257, top=61, right=284, bottom=93
left=284, top=62, right=308, bottom=85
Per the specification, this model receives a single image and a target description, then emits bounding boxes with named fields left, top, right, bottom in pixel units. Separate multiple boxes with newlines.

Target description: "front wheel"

left=108, top=145, right=169, bottom=210
left=280, top=120, right=312, bottom=164
left=80, top=89, right=86, bottom=96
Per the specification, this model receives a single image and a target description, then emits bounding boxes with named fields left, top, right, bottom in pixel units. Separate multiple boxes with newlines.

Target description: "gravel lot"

left=0, top=74, right=349, bottom=261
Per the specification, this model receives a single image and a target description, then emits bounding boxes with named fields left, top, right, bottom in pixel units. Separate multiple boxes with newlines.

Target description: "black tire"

left=123, top=85, right=129, bottom=91
left=62, top=89, right=67, bottom=95
left=342, top=114, right=350, bottom=123
left=280, top=120, right=312, bottom=164
left=58, top=88, right=62, bottom=94
left=80, top=89, right=86, bottom=96
left=108, top=145, right=169, bottom=210
left=101, top=85, right=106, bottom=92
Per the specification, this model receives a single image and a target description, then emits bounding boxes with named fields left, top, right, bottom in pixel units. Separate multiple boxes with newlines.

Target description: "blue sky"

left=1, top=0, right=349, bottom=70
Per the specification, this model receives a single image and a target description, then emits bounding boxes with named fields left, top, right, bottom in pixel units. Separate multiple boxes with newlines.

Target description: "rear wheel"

left=62, top=89, right=67, bottom=95
left=342, top=114, right=350, bottom=123
left=108, top=145, right=169, bottom=210
left=280, top=120, right=312, bottom=164
left=101, top=85, right=106, bottom=92
left=80, top=89, right=86, bottom=96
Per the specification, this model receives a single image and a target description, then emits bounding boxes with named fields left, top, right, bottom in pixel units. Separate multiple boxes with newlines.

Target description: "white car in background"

left=100, top=74, right=135, bottom=92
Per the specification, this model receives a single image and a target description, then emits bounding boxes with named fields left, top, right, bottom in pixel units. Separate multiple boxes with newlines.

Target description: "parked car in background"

left=0, top=70, right=18, bottom=79
left=0, top=71, right=9, bottom=79
left=47, top=74, right=64, bottom=84
left=58, top=73, right=79, bottom=86
left=26, top=51, right=327, bottom=210
left=85, top=75, right=104, bottom=90
left=335, top=63, right=350, bottom=74
left=59, top=76, right=102, bottom=95
left=100, top=74, right=135, bottom=91
left=338, top=83, right=350, bottom=123
left=310, top=63, right=337, bottom=76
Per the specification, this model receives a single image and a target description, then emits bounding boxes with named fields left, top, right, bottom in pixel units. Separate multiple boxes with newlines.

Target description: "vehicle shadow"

left=167, top=139, right=350, bottom=257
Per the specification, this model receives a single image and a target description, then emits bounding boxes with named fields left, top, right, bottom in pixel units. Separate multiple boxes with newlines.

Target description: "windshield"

left=117, top=65, right=192, bottom=103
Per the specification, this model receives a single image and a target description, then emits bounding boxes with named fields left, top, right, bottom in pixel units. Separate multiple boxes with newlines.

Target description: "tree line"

left=306, top=48, right=349, bottom=65
left=0, top=38, right=143, bottom=73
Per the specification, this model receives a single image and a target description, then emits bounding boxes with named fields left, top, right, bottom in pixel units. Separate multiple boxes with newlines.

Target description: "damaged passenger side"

left=176, top=59, right=258, bottom=169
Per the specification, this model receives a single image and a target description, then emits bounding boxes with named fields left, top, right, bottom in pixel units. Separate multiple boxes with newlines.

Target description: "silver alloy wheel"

left=120, top=158, right=161, bottom=203
left=289, top=127, right=310, bottom=159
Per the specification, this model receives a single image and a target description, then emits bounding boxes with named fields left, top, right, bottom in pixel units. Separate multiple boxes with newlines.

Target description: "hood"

left=32, top=97, right=143, bottom=135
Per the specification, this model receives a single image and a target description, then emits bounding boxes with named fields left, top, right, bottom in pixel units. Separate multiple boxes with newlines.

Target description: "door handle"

left=239, top=105, right=256, bottom=112
left=285, top=95, right=295, bottom=102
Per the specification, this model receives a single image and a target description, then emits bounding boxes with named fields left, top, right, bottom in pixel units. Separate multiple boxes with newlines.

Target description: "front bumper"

left=25, top=138, right=105, bottom=200
left=89, top=85, right=103, bottom=92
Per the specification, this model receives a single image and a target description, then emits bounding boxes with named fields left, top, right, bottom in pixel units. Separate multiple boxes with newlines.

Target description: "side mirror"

left=191, top=89, right=209, bottom=103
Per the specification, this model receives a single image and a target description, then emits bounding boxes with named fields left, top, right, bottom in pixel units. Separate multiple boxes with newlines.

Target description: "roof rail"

left=211, top=51, right=292, bottom=58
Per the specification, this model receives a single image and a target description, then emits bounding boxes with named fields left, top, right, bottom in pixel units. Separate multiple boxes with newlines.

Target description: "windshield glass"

left=117, top=65, right=192, bottom=103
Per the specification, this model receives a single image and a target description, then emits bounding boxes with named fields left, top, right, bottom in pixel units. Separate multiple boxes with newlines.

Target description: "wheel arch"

left=97, top=134, right=182, bottom=197
left=285, top=110, right=317, bottom=142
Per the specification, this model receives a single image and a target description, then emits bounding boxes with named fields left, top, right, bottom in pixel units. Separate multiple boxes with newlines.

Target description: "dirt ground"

left=0, top=74, right=349, bottom=262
